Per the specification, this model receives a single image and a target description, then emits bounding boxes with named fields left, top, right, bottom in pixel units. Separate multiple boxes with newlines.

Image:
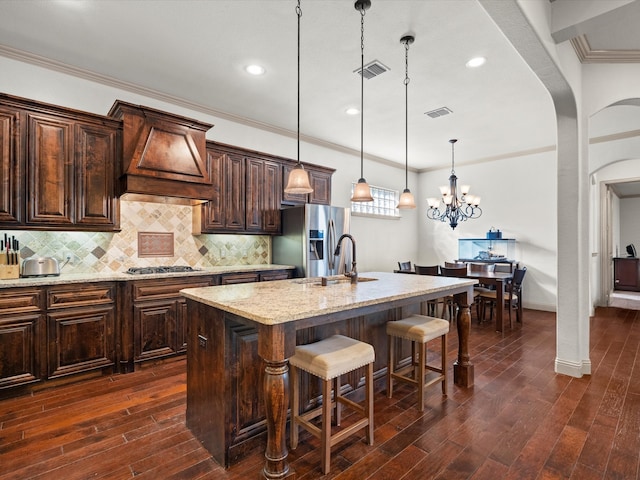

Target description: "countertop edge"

left=0, top=264, right=295, bottom=288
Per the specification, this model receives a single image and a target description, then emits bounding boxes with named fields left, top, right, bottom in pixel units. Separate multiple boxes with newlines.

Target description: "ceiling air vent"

left=425, top=107, right=453, bottom=118
left=354, top=60, right=389, bottom=79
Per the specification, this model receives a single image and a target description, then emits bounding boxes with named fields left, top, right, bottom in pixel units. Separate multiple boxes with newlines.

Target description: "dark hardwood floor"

left=1, top=307, right=639, bottom=479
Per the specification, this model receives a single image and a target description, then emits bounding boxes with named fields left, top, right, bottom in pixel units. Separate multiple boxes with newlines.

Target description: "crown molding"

left=571, top=34, right=640, bottom=63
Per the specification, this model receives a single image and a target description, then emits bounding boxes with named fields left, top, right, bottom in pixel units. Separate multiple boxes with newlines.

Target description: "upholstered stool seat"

left=387, top=315, right=449, bottom=411
left=289, top=334, right=375, bottom=474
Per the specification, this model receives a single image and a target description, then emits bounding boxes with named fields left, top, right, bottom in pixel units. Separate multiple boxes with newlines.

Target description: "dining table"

left=464, top=270, right=514, bottom=333
left=394, top=268, right=514, bottom=333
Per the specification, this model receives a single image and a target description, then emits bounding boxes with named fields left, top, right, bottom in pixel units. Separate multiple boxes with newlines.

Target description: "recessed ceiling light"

left=345, top=107, right=359, bottom=115
left=466, top=57, right=486, bottom=68
left=245, top=64, right=265, bottom=76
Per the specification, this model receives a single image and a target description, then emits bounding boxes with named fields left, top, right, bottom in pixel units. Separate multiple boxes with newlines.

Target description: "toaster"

left=22, top=256, right=60, bottom=277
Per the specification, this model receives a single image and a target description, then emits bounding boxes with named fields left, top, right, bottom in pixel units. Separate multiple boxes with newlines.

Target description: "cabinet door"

left=225, top=154, right=245, bottom=231
left=47, top=305, right=115, bottom=378
left=200, top=149, right=225, bottom=231
left=133, top=300, right=177, bottom=362
left=308, top=168, right=331, bottom=205
left=245, top=157, right=263, bottom=232
left=74, top=122, right=119, bottom=229
left=0, top=106, right=23, bottom=224
left=282, top=163, right=308, bottom=204
left=26, top=113, right=74, bottom=226
left=0, top=313, right=44, bottom=388
left=614, top=258, right=639, bottom=291
left=263, top=160, right=282, bottom=233
left=177, top=299, right=188, bottom=353
left=199, top=150, right=245, bottom=233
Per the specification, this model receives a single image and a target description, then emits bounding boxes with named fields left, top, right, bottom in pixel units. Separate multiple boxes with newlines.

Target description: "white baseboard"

left=555, top=357, right=591, bottom=377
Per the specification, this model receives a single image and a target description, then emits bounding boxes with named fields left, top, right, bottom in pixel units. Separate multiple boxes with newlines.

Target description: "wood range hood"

left=109, top=100, right=214, bottom=205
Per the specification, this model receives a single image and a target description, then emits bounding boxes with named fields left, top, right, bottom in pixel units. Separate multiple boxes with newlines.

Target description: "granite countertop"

left=180, top=271, right=477, bottom=325
left=0, top=264, right=295, bottom=289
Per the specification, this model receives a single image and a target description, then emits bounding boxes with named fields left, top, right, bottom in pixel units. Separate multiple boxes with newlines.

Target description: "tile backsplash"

left=10, top=200, right=271, bottom=274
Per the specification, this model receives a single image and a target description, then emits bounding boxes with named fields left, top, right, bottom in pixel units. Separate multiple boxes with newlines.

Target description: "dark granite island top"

left=181, top=271, right=477, bottom=479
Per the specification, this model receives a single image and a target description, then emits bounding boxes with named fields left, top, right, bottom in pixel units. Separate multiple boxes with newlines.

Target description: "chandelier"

left=426, top=139, right=481, bottom=229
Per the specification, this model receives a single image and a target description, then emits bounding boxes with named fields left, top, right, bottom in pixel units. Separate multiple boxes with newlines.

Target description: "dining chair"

left=440, top=266, right=469, bottom=321
left=444, top=261, right=467, bottom=269
left=479, top=267, right=527, bottom=326
left=414, top=265, right=443, bottom=315
left=494, top=263, right=513, bottom=273
left=468, top=263, right=494, bottom=320
left=414, top=265, right=439, bottom=275
left=397, top=261, right=412, bottom=271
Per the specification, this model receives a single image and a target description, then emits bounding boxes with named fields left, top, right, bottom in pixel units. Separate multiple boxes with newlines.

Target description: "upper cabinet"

left=195, top=147, right=246, bottom=233
left=0, top=104, right=22, bottom=224
left=0, top=93, right=121, bottom=231
left=194, top=141, right=333, bottom=235
left=108, top=101, right=213, bottom=203
left=282, top=164, right=332, bottom=206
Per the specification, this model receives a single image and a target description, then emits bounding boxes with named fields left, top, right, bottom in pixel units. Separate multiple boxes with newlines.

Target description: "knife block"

left=0, top=265, right=20, bottom=279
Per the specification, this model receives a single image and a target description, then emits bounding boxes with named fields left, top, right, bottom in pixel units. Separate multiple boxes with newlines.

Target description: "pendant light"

left=284, top=0, right=313, bottom=195
left=350, top=0, right=373, bottom=202
left=397, top=35, right=416, bottom=209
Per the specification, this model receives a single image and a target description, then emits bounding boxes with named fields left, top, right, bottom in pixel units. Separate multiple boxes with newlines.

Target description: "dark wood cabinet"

left=196, top=141, right=332, bottom=235
left=0, top=105, right=23, bottom=224
left=0, top=268, right=294, bottom=394
left=614, top=257, right=640, bottom=291
left=259, top=270, right=293, bottom=281
left=195, top=148, right=245, bottom=233
left=0, top=93, right=120, bottom=231
left=0, top=289, right=45, bottom=389
left=46, top=283, right=116, bottom=378
left=220, top=272, right=260, bottom=284
left=282, top=164, right=332, bottom=205
left=308, top=168, right=332, bottom=205
left=282, top=163, right=309, bottom=205
left=125, top=276, right=219, bottom=367
left=246, top=157, right=281, bottom=234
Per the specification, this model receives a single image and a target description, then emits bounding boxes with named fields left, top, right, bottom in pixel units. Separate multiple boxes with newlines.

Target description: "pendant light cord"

left=296, top=0, right=301, bottom=166
left=450, top=139, right=456, bottom=175
left=359, top=4, right=365, bottom=179
left=404, top=39, right=410, bottom=190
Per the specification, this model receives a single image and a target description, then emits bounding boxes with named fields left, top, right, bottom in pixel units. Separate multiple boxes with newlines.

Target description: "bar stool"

left=289, top=334, right=375, bottom=474
left=387, top=314, right=449, bottom=412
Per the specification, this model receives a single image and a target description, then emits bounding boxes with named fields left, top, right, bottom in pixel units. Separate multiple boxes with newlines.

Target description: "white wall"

left=417, top=148, right=558, bottom=311
left=619, top=197, right=640, bottom=252
left=0, top=55, right=419, bottom=274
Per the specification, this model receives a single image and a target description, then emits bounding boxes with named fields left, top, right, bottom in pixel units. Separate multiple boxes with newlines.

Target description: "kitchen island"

left=181, top=271, right=476, bottom=480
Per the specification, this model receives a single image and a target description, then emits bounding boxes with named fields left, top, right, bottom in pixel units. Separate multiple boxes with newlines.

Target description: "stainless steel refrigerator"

left=272, top=204, right=351, bottom=278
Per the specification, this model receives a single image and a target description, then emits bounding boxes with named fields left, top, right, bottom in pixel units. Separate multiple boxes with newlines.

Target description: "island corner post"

left=182, top=273, right=476, bottom=480
left=257, top=322, right=297, bottom=480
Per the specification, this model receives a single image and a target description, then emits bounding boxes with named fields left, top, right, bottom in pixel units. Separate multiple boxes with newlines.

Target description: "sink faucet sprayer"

left=334, top=234, right=358, bottom=284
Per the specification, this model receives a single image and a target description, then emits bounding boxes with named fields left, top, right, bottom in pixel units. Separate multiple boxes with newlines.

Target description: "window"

left=350, top=183, right=400, bottom=218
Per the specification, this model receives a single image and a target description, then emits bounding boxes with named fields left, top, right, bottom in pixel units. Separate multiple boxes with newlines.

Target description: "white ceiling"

left=0, top=0, right=639, bottom=172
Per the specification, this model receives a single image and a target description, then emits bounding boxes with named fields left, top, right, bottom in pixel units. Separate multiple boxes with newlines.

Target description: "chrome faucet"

left=334, top=234, right=358, bottom=284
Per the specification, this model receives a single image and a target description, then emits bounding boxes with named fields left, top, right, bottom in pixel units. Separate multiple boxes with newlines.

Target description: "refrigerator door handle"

left=328, top=219, right=336, bottom=271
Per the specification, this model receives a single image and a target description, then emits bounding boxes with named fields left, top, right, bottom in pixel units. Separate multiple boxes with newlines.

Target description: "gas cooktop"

left=125, top=266, right=198, bottom=275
